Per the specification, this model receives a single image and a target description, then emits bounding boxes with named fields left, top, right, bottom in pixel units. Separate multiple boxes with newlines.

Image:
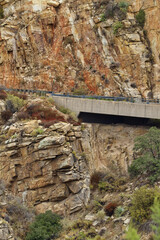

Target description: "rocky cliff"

left=0, top=119, right=90, bottom=215
left=82, top=123, right=147, bottom=176
left=0, top=116, right=147, bottom=216
left=0, top=0, right=159, bottom=98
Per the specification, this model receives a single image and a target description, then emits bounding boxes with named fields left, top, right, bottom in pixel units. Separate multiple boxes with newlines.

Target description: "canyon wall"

left=0, top=113, right=147, bottom=215
left=0, top=0, right=159, bottom=97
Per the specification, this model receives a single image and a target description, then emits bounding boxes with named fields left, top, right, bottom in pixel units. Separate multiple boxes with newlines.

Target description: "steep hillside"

left=0, top=0, right=159, bottom=97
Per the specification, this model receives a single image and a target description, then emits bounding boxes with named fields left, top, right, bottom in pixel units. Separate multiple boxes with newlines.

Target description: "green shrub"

left=98, top=181, right=116, bottom=192
left=113, top=21, right=123, bottom=34
left=98, top=177, right=126, bottom=192
left=130, top=186, right=160, bottom=223
left=114, top=206, right=125, bottom=217
left=47, top=97, right=54, bottom=105
left=71, top=219, right=92, bottom=230
left=136, top=9, right=145, bottom=27
left=100, top=13, right=106, bottom=22
left=58, top=106, right=71, bottom=115
left=7, top=94, right=25, bottom=112
left=77, top=231, right=87, bottom=240
left=129, top=127, right=160, bottom=183
left=26, top=210, right=62, bottom=240
left=92, top=200, right=103, bottom=212
left=72, top=88, right=88, bottom=96
left=10, top=91, right=28, bottom=100
left=118, top=1, right=129, bottom=13
left=31, top=128, right=44, bottom=137
left=57, top=105, right=78, bottom=122
left=0, top=7, right=4, bottom=19
left=96, top=210, right=106, bottom=221
left=125, top=226, right=140, bottom=240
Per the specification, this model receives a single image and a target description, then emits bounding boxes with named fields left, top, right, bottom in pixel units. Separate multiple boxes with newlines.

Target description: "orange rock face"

left=132, top=0, right=160, bottom=97
left=0, top=0, right=159, bottom=97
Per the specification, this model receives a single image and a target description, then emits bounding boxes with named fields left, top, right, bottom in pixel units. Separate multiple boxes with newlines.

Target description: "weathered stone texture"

left=82, top=123, right=148, bottom=176
left=0, top=121, right=90, bottom=215
left=0, top=0, right=157, bottom=97
left=132, top=0, right=160, bottom=98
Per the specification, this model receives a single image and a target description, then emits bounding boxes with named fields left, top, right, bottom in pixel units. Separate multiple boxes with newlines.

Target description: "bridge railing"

left=4, top=88, right=160, bottom=104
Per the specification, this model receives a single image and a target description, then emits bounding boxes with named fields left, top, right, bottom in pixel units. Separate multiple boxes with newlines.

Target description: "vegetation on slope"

left=26, top=211, right=62, bottom=240
left=129, top=127, right=160, bottom=183
left=0, top=89, right=79, bottom=127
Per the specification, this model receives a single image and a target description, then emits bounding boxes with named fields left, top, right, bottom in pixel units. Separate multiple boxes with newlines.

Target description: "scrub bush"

left=130, top=186, right=160, bottom=223
left=136, top=9, right=145, bottom=27
left=26, top=210, right=62, bottom=240
left=129, top=127, right=160, bottom=183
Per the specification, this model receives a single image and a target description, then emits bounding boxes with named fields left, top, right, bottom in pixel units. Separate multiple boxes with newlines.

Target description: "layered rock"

left=0, top=0, right=157, bottom=97
left=82, top=123, right=148, bottom=176
left=0, top=120, right=90, bottom=215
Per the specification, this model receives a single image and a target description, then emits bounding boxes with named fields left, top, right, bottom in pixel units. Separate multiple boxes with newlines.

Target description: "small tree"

left=26, top=210, right=62, bottom=240
left=136, top=9, right=145, bottom=27
left=125, top=226, right=140, bottom=240
left=129, top=127, right=160, bottom=183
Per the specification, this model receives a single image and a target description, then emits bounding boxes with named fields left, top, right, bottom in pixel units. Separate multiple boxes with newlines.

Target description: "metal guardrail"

left=4, top=88, right=160, bottom=104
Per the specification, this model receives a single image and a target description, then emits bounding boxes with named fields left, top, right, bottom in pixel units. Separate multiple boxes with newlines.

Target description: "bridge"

left=5, top=88, right=160, bottom=120
left=52, top=95, right=160, bottom=119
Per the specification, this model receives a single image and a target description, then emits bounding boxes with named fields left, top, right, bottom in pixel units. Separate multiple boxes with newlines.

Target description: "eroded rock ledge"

left=0, top=120, right=90, bottom=215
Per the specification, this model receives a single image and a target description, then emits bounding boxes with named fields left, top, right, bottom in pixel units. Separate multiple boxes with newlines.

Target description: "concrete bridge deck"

left=52, top=95, right=160, bottom=119
left=4, top=88, right=160, bottom=119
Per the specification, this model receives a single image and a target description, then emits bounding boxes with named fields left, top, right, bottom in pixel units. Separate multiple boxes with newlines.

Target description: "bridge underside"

left=78, top=112, right=159, bottom=126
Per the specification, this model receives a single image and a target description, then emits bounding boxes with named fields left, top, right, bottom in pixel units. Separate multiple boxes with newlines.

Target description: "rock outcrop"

left=0, top=120, right=90, bottom=215
left=0, top=0, right=158, bottom=97
left=0, top=116, right=148, bottom=215
left=82, top=123, right=148, bottom=176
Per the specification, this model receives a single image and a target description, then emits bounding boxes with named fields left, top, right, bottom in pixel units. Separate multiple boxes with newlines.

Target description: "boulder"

left=85, top=213, right=96, bottom=221
left=58, top=171, right=80, bottom=183
left=51, top=154, right=74, bottom=170
left=48, top=183, right=69, bottom=201
left=23, top=120, right=39, bottom=134
left=38, top=135, right=65, bottom=149
left=7, top=126, right=18, bottom=138
left=47, top=0, right=60, bottom=7
left=67, top=180, right=83, bottom=194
